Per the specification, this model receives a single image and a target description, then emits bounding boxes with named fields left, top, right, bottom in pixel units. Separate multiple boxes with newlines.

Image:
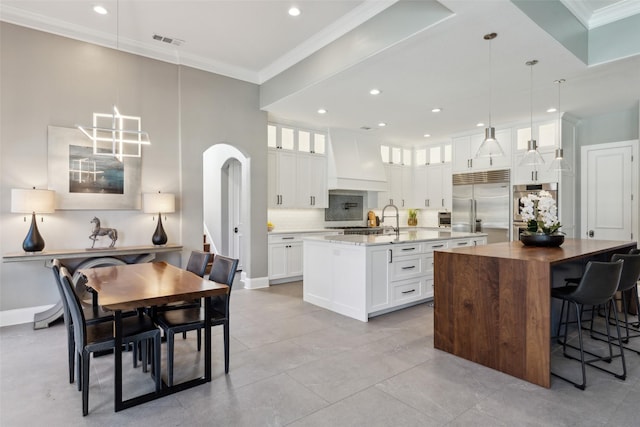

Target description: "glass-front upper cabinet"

left=268, top=123, right=326, bottom=154
left=415, top=143, right=452, bottom=165
left=381, top=144, right=412, bottom=165
left=515, top=121, right=557, bottom=151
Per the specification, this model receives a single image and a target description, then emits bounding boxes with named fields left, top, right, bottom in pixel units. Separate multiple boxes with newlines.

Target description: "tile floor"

left=1, top=281, right=640, bottom=426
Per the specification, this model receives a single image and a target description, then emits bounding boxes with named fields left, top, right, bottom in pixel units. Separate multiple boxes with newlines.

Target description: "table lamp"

left=143, top=192, right=175, bottom=246
left=11, top=188, right=56, bottom=252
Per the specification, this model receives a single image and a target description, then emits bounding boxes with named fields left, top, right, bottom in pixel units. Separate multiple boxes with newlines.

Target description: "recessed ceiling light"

left=476, top=122, right=485, bottom=127
left=431, top=108, right=442, bottom=113
left=93, top=5, right=108, bottom=15
left=378, top=122, right=387, bottom=127
left=369, top=88, right=381, bottom=95
left=423, top=134, right=431, bottom=138
left=288, top=7, right=301, bottom=16
left=547, top=107, right=557, bottom=113
left=317, top=108, right=327, bottom=114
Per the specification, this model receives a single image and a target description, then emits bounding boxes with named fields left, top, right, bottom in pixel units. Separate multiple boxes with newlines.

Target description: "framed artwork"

left=47, top=125, right=142, bottom=210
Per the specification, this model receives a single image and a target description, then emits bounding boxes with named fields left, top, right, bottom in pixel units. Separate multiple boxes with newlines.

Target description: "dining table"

left=78, top=261, right=229, bottom=412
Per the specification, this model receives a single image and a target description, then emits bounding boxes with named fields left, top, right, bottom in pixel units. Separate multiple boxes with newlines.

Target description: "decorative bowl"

left=520, top=233, right=564, bottom=247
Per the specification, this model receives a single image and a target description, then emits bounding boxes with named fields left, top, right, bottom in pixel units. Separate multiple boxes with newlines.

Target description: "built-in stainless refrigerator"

left=451, top=169, right=510, bottom=244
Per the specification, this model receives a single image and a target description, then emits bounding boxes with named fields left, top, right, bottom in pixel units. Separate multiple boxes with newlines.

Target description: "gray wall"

left=574, top=103, right=640, bottom=236
left=0, top=22, right=267, bottom=312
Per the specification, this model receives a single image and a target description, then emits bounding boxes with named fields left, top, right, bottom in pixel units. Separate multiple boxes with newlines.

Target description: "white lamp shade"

left=11, top=189, right=55, bottom=214
left=143, top=192, right=175, bottom=214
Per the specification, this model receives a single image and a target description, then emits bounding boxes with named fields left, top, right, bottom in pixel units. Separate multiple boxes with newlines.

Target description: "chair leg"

left=76, top=352, right=82, bottom=392
left=553, top=301, right=587, bottom=389
left=141, top=339, right=148, bottom=373
left=224, top=321, right=230, bottom=374
left=167, top=332, right=175, bottom=387
left=556, top=299, right=567, bottom=342
left=82, top=350, right=90, bottom=416
left=154, top=333, right=161, bottom=392
left=68, top=326, right=75, bottom=384
left=197, top=329, right=201, bottom=352
left=610, top=300, right=627, bottom=380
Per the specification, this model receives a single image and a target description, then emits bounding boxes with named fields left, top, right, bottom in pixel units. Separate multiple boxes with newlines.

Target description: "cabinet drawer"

left=268, top=234, right=302, bottom=244
left=390, top=256, right=423, bottom=281
left=424, top=241, right=449, bottom=252
left=392, top=279, right=424, bottom=304
left=392, top=243, right=422, bottom=256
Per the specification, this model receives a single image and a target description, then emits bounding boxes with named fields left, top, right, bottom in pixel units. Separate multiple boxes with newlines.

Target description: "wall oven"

left=512, top=182, right=558, bottom=240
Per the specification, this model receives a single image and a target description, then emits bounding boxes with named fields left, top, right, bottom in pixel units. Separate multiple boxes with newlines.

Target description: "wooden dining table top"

left=78, top=261, right=229, bottom=311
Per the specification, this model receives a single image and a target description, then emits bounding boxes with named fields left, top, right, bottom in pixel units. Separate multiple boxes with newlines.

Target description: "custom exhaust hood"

left=327, top=129, right=388, bottom=191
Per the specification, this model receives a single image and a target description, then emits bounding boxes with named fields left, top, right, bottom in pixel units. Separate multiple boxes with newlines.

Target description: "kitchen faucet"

left=381, top=204, right=400, bottom=237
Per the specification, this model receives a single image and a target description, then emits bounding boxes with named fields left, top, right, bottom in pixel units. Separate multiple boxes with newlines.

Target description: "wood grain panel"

left=434, top=239, right=636, bottom=388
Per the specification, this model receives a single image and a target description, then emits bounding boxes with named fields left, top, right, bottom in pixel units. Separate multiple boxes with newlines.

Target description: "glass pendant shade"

left=519, top=140, right=545, bottom=166
left=475, top=127, right=505, bottom=158
left=548, top=148, right=571, bottom=172
left=474, top=32, right=503, bottom=159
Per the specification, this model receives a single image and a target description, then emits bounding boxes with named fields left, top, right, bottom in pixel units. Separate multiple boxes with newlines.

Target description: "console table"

left=2, top=244, right=183, bottom=329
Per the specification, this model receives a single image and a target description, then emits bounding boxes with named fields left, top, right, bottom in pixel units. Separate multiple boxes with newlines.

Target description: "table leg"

left=204, top=297, right=212, bottom=381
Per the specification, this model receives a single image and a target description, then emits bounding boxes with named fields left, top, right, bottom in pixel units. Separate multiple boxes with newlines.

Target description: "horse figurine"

left=89, top=217, right=118, bottom=248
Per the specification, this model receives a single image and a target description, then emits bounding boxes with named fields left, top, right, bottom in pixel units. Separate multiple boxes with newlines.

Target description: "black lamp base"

left=151, top=214, right=168, bottom=246
left=23, top=212, right=45, bottom=252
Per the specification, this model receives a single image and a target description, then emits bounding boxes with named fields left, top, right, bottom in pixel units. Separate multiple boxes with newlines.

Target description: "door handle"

left=234, top=227, right=238, bottom=233
left=588, top=230, right=594, bottom=238
left=402, top=266, right=416, bottom=270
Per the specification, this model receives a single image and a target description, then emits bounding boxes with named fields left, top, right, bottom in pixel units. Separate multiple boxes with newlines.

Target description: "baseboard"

left=241, top=272, right=269, bottom=289
left=0, top=304, right=53, bottom=328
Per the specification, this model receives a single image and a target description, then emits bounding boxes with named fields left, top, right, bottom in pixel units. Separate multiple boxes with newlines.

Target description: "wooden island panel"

left=434, top=239, right=636, bottom=388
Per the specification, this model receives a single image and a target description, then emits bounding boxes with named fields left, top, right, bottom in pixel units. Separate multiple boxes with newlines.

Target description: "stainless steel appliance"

left=512, top=182, right=558, bottom=240
left=452, top=170, right=510, bottom=244
left=326, top=226, right=384, bottom=235
left=438, top=211, right=451, bottom=227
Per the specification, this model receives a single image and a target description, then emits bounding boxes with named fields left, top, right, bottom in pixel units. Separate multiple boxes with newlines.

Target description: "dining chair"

left=51, top=259, right=115, bottom=384
left=154, top=254, right=238, bottom=386
left=551, top=259, right=625, bottom=390
left=59, top=266, right=161, bottom=416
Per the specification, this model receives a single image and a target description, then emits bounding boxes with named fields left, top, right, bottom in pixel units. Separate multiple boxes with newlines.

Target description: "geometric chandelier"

left=77, top=105, right=150, bottom=162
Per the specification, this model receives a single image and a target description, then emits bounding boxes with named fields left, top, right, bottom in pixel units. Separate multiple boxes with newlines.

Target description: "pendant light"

left=519, top=59, right=545, bottom=166
left=548, top=78, right=572, bottom=172
left=77, top=0, right=150, bottom=161
left=475, top=32, right=504, bottom=159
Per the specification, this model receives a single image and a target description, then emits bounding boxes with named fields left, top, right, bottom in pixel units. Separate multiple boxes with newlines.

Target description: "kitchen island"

left=303, top=230, right=487, bottom=322
left=433, top=238, right=637, bottom=388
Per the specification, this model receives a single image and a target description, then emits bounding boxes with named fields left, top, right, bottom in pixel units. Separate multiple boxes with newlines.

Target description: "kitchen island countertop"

left=304, top=230, right=487, bottom=246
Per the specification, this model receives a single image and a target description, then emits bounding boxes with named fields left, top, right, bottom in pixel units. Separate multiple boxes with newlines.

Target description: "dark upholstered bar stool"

left=551, top=259, right=625, bottom=390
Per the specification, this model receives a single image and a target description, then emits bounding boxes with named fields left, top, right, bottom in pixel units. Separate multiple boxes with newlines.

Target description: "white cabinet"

left=452, top=129, right=512, bottom=172
left=513, top=150, right=558, bottom=184
left=268, top=234, right=303, bottom=281
left=379, top=165, right=412, bottom=208
left=414, top=163, right=452, bottom=210
left=369, top=246, right=392, bottom=312
left=296, top=153, right=327, bottom=208
left=268, top=149, right=297, bottom=208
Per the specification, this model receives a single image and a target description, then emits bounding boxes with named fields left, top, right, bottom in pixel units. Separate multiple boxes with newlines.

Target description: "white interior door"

left=581, top=140, right=637, bottom=241
left=227, top=159, right=243, bottom=270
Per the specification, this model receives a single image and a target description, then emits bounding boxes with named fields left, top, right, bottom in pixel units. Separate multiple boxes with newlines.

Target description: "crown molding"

left=0, top=4, right=260, bottom=83
left=560, top=0, right=640, bottom=29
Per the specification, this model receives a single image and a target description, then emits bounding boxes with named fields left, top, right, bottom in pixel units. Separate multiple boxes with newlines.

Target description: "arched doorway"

left=203, top=144, right=250, bottom=273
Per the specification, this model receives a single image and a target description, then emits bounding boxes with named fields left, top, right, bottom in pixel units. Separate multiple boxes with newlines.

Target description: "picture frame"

left=47, top=125, right=142, bottom=210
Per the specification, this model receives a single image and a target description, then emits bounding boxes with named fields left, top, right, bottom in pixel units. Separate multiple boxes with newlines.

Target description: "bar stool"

left=551, top=259, right=625, bottom=390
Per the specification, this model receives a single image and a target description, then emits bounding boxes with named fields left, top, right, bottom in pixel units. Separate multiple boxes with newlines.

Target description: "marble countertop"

left=303, top=230, right=487, bottom=246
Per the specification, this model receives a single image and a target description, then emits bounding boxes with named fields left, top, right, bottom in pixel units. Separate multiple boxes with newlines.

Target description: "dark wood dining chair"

left=154, top=254, right=238, bottom=386
left=59, top=266, right=161, bottom=415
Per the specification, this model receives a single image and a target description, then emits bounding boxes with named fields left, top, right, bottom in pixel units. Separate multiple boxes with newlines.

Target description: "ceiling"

left=2, top=0, right=639, bottom=145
